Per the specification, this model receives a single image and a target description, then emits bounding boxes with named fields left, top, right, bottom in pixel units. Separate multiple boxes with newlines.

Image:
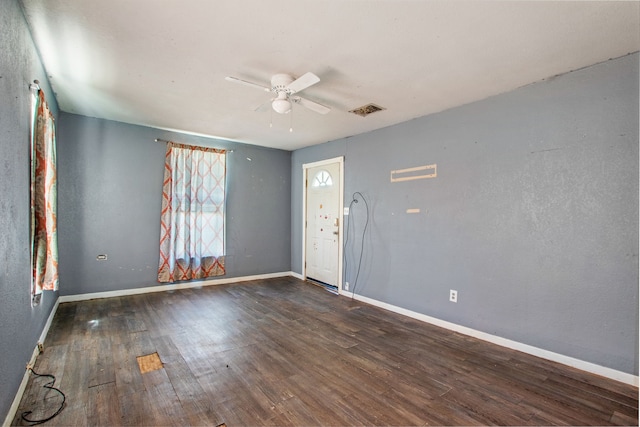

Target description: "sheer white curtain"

left=158, top=142, right=226, bottom=283
left=31, top=89, right=59, bottom=306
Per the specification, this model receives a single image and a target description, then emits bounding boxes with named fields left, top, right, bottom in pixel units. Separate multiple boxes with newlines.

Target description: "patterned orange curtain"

left=158, top=142, right=226, bottom=282
left=31, top=90, right=59, bottom=306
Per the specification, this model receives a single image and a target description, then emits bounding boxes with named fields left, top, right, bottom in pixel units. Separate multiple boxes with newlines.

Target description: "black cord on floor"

left=21, top=368, right=65, bottom=425
left=344, top=191, right=369, bottom=299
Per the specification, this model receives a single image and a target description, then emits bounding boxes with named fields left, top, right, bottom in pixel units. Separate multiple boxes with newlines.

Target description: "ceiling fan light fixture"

left=272, top=97, right=291, bottom=114
left=226, top=71, right=329, bottom=115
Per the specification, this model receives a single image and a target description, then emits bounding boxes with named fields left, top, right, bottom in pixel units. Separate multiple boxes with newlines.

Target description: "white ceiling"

left=21, top=1, right=640, bottom=151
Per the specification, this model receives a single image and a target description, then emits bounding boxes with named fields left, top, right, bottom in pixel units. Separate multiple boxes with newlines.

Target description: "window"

left=172, top=157, right=225, bottom=260
left=158, top=142, right=226, bottom=282
left=312, top=170, right=333, bottom=187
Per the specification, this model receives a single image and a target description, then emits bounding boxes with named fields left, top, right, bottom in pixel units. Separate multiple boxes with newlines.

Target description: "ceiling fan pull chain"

left=289, top=104, right=293, bottom=133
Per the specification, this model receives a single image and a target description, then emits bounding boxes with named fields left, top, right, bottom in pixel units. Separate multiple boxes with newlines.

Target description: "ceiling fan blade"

left=225, top=76, right=270, bottom=92
left=296, top=96, right=330, bottom=115
left=254, top=99, right=272, bottom=112
left=286, top=72, right=320, bottom=94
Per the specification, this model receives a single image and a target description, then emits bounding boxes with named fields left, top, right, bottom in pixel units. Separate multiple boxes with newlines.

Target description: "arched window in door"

left=312, top=170, right=333, bottom=187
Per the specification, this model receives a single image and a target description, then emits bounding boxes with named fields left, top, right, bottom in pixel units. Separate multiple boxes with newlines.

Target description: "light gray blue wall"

left=57, top=113, right=291, bottom=296
left=292, top=53, right=639, bottom=375
left=0, top=0, right=60, bottom=420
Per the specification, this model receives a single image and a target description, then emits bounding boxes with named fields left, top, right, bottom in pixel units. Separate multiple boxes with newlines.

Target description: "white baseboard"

left=341, top=290, right=639, bottom=387
left=3, top=297, right=60, bottom=427
left=290, top=271, right=304, bottom=281
left=39, top=298, right=59, bottom=345
left=58, top=271, right=293, bottom=303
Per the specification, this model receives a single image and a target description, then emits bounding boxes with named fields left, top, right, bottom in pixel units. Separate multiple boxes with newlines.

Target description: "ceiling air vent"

left=349, top=103, right=385, bottom=117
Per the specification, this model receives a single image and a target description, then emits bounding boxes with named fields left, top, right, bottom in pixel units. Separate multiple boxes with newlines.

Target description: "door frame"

left=302, top=156, right=344, bottom=292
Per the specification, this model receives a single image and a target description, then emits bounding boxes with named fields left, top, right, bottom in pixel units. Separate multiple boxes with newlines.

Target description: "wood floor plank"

left=153, top=334, right=225, bottom=426
left=543, top=376, right=638, bottom=419
left=268, top=396, right=323, bottom=427
left=118, top=389, right=157, bottom=426
left=441, top=384, right=534, bottom=425
left=610, top=410, right=639, bottom=425
left=88, top=336, right=115, bottom=388
left=36, top=401, right=87, bottom=427
left=86, top=382, right=121, bottom=426
left=13, top=277, right=638, bottom=426
left=57, top=349, right=90, bottom=404
left=112, top=342, right=147, bottom=397
left=282, top=373, right=366, bottom=426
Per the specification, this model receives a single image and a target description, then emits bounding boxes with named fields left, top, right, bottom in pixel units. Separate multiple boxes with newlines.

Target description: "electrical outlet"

left=345, top=282, right=349, bottom=290
left=37, top=342, right=44, bottom=353
left=449, top=289, right=458, bottom=303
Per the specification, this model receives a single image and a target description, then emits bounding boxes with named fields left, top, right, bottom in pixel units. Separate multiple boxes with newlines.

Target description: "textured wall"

left=292, top=53, right=639, bottom=375
left=56, top=113, right=291, bottom=295
left=0, top=0, right=59, bottom=421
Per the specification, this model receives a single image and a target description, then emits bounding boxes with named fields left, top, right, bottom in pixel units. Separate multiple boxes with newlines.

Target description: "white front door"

left=304, top=160, right=342, bottom=288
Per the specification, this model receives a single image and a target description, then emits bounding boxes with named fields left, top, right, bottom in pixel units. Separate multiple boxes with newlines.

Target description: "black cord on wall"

left=344, top=191, right=369, bottom=299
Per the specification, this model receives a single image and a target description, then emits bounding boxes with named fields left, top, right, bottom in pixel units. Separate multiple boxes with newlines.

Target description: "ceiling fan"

left=225, top=72, right=330, bottom=115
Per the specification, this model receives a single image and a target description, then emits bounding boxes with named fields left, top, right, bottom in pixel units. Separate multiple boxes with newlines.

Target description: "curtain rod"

left=154, top=138, right=233, bottom=153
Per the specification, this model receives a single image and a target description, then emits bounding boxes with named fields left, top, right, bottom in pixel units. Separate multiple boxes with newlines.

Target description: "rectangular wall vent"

left=349, top=103, right=385, bottom=117
left=391, top=164, right=437, bottom=182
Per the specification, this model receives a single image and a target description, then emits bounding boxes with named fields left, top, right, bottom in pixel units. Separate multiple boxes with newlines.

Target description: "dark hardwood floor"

left=12, top=277, right=638, bottom=426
